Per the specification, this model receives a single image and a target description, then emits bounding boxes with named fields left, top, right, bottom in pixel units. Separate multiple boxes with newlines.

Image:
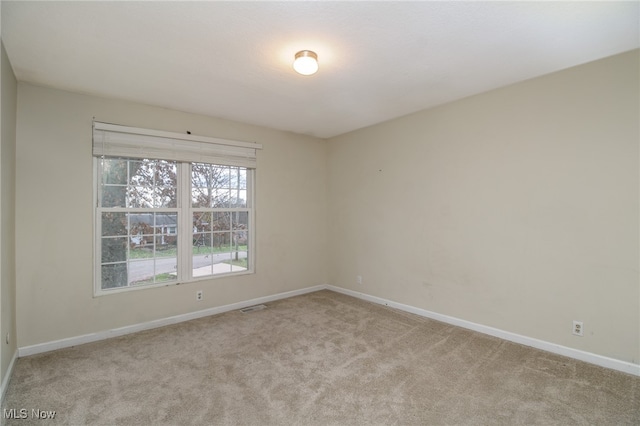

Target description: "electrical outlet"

left=196, top=290, right=203, bottom=301
left=573, top=320, right=584, bottom=336
left=356, top=275, right=362, bottom=285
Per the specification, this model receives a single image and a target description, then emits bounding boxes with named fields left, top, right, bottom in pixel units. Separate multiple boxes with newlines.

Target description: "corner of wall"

left=0, top=39, right=19, bottom=399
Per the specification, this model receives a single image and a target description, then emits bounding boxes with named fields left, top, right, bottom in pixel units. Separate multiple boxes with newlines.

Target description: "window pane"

left=128, top=257, right=177, bottom=286
left=155, top=161, right=178, bottom=208
left=101, top=264, right=128, bottom=289
left=231, top=211, right=249, bottom=229
left=130, top=246, right=154, bottom=259
left=124, top=159, right=178, bottom=208
left=193, top=212, right=212, bottom=232
left=193, top=232, right=210, bottom=251
left=213, top=262, right=232, bottom=275
left=155, top=186, right=177, bottom=208
left=155, top=236, right=177, bottom=258
left=191, top=164, right=237, bottom=207
left=214, top=166, right=230, bottom=189
left=129, top=159, right=157, bottom=186
left=212, top=189, right=230, bottom=208
left=128, top=186, right=154, bottom=208
left=191, top=163, right=211, bottom=207
left=192, top=239, right=213, bottom=278
left=100, top=209, right=178, bottom=289
left=128, top=160, right=145, bottom=185
left=212, top=212, right=230, bottom=231
left=229, top=167, right=239, bottom=188
left=192, top=163, right=215, bottom=207
left=232, top=231, right=248, bottom=249
left=129, top=259, right=155, bottom=285
left=212, top=232, right=231, bottom=252
left=153, top=257, right=177, bottom=282
left=130, top=214, right=154, bottom=236
left=229, top=189, right=247, bottom=208
left=154, top=268, right=176, bottom=283
left=191, top=163, right=210, bottom=187
left=239, top=169, right=247, bottom=189
left=191, top=187, right=208, bottom=208
left=102, top=212, right=127, bottom=236
left=230, top=231, right=249, bottom=272
left=155, top=213, right=177, bottom=234
left=156, top=160, right=177, bottom=186
left=102, top=237, right=127, bottom=263
left=102, top=158, right=127, bottom=185
left=102, top=185, right=126, bottom=208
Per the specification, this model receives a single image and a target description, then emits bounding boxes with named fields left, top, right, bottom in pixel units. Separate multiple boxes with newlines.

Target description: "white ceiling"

left=2, top=1, right=639, bottom=139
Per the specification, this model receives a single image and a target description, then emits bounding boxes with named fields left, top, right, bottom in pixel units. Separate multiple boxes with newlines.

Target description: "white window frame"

left=92, top=122, right=261, bottom=297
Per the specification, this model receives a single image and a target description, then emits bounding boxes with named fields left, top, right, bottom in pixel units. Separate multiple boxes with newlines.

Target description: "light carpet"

left=2, top=290, right=639, bottom=425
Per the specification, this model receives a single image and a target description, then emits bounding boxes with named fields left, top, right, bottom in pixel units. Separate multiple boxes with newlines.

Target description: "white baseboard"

left=1, top=349, right=18, bottom=405
left=326, top=285, right=640, bottom=377
left=18, top=285, right=325, bottom=357
left=16, top=283, right=640, bottom=377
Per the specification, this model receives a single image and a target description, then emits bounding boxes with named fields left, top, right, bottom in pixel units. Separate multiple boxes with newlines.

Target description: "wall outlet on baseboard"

left=573, top=320, right=584, bottom=336
left=196, top=290, right=203, bottom=301
left=356, top=275, right=362, bottom=285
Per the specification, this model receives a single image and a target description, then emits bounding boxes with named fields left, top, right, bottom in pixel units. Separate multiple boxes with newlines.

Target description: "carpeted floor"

left=2, top=290, right=639, bottom=425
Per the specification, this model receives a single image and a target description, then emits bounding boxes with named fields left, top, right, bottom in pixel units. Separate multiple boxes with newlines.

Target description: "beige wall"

left=1, top=41, right=18, bottom=386
left=15, top=84, right=328, bottom=347
left=327, top=50, right=639, bottom=364
left=10, top=49, right=640, bottom=368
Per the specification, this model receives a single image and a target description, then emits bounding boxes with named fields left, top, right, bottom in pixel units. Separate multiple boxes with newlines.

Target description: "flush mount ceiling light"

left=293, top=50, right=318, bottom=76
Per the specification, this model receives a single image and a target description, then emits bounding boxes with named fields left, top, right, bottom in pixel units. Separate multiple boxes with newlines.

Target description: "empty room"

left=0, top=1, right=639, bottom=424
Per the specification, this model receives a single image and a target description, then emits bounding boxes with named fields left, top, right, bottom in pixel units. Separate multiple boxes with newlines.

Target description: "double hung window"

left=93, top=122, right=261, bottom=296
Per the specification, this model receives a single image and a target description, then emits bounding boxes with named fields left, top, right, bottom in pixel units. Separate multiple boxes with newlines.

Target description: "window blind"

left=92, top=122, right=262, bottom=168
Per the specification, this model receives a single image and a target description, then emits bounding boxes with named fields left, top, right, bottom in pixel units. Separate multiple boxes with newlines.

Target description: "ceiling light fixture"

left=293, top=50, right=318, bottom=76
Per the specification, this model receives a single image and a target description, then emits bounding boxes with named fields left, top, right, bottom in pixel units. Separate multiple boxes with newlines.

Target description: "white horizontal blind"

left=93, top=122, right=262, bottom=168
